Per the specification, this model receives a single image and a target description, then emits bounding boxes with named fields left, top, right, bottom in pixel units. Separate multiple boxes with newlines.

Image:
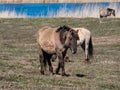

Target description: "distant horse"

left=37, top=25, right=79, bottom=76
left=100, top=8, right=115, bottom=18
left=73, top=28, right=93, bottom=62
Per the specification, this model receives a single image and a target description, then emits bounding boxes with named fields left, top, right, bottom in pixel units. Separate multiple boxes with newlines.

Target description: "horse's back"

left=73, top=28, right=91, bottom=45
left=74, top=27, right=91, bottom=37
left=100, top=9, right=108, bottom=16
left=37, top=27, right=57, bottom=53
left=38, top=26, right=56, bottom=37
left=74, top=27, right=91, bottom=34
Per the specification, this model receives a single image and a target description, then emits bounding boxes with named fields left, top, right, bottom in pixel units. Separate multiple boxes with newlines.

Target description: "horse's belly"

left=40, top=41, right=56, bottom=54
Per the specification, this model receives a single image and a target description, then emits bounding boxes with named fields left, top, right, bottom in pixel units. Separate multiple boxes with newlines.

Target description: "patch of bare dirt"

left=18, top=59, right=31, bottom=65
left=17, top=59, right=34, bottom=69
left=93, top=35, right=120, bottom=45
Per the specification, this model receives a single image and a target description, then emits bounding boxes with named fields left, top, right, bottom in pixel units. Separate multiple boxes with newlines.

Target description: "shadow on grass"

left=76, top=74, right=86, bottom=78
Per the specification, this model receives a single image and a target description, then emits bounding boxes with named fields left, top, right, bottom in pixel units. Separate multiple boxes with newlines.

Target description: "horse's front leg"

left=55, top=50, right=63, bottom=74
left=56, top=50, right=66, bottom=76
left=47, top=56, right=53, bottom=76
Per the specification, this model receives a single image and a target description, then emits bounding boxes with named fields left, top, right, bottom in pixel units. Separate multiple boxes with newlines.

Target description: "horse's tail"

left=88, top=36, right=93, bottom=58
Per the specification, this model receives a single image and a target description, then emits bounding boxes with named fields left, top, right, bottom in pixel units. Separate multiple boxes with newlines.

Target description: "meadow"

left=0, top=18, right=120, bottom=90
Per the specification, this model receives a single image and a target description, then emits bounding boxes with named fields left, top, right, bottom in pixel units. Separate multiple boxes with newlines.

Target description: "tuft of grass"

left=99, top=83, right=120, bottom=90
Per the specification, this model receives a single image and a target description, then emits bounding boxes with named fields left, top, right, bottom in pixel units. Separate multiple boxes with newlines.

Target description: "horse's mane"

left=107, top=8, right=114, bottom=11
left=56, top=25, right=71, bottom=44
left=56, top=25, right=71, bottom=32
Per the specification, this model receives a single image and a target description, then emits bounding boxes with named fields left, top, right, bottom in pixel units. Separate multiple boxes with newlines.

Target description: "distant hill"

left=0, top=0, right=120, bottom=3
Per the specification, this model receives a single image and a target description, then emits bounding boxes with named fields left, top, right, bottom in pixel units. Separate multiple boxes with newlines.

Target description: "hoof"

left=40, top=71, right=44, bottom=75
left=62, top=73, right=70, bottom=77
left=49, top=72, right=54, bottom=79
left=84, top=60, right=91, bottom=64
left=55, top=68, right=59, bottom=74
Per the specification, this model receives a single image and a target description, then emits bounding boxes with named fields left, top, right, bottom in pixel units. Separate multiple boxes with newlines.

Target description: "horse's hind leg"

left=81, top=41, right=89, bottom=62
left=38, top=45, right=45, bottom=75
left=47, top=54, right=53, bottom=76
left=85, top=43, right=89, bottom=61
left=85, top=39, right=92, bottom=62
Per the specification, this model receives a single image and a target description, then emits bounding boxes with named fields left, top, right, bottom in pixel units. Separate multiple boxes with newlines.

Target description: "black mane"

left=107, top=8, right=114, bottom=11
left=56, top=25, right=71, bottom=44
left=56, top=25, right=71, bottom=32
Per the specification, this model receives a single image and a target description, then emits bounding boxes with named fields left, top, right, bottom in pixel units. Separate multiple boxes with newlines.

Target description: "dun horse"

left=73, top=28, right=93, bottom=62
left=37, top=25, right=79, bottom=76
left=100, top=8, right=115, bottom=18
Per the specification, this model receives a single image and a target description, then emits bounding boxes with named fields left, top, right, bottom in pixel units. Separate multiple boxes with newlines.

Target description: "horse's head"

left=112, top=9, right=115, bottom=16
left=57, top=25, right=79, bottom=54
left=66, top=29, right=79, bottom=54
left=107, top=8, right=116, bottom=16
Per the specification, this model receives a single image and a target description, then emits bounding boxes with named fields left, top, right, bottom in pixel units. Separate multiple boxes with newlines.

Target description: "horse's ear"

left=69, top=29, right=73, bottom=32
left=76, top=29, right=79, bottom=33
left=69, top=30, right=74, bottom=37
left=70, top=29, right=79, bottom=40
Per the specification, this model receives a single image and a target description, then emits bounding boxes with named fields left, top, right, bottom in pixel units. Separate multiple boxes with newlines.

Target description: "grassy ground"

left=0, top=18, right=120, bottom=90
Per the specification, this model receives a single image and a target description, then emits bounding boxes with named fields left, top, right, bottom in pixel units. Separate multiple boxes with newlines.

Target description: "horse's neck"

left=54, top=32, right=65, bottom=51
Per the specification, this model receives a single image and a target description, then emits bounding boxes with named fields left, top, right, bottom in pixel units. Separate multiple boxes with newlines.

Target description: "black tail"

left=88, top=37, right=93, bottom=58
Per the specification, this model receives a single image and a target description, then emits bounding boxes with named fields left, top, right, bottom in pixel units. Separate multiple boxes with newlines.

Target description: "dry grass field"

left=0, top=18, right=120, bottom=90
